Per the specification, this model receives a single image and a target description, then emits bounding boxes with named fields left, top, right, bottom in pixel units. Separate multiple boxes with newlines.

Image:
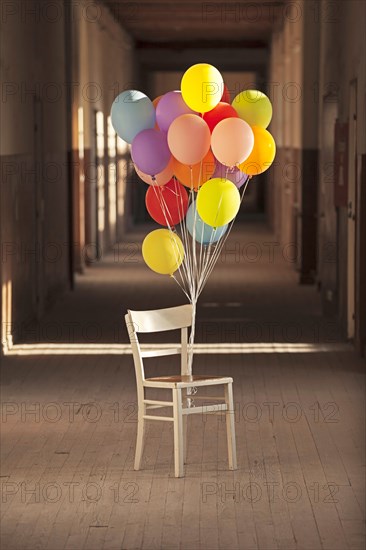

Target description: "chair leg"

left=134, top=402, right=146, bottom=471
left=224, top=382, right=237, bottom=470
left=183, top=416, right=187, bottom=464
left=172, top=388, right=184, bottom=477
left=183, top=390, right=188, bottom=464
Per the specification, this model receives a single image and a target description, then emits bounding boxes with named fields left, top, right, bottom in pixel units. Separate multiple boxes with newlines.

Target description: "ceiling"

left=102, top=0, right=286, bottom=46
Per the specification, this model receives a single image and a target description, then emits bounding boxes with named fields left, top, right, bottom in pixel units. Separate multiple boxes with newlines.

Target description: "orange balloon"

left=173, top=149, right=215, bottom=191
left=152, top=96, right=162, bottom=108
left=135, top=157, right=174, bottom=186
left=238, top=126, right=276, bottom=176
left=153, top=96, right=162, bottom=129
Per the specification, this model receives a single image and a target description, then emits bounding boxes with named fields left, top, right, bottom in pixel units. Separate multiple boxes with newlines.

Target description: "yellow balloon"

left=239, top=126, right=276, bottom=176
left=232, top=90, right=272, bottom=128
left=142, top=229, right=184, bottom=275
left=197, top=178, right=240, bottom=227
left=181, top=63, right=223, bottom=113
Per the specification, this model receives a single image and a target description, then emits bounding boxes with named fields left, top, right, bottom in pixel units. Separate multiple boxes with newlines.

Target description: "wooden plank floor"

left=1, top=350, right=365, bottom=550
left=1, top=222, right=365, bottom=549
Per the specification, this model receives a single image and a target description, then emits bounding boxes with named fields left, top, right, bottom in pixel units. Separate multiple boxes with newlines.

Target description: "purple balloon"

left=131, top=129, right=171, bottom=176
left=156, top=91, right=197, bottom=133
left=212, top=160, right=248, bottom=189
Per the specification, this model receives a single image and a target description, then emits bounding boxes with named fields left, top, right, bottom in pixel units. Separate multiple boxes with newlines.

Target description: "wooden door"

left=347, top=80, right=357, bottom=339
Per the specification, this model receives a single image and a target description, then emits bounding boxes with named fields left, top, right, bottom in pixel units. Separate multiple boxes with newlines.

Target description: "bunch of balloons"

left=111, top=63, right=276, bottom=284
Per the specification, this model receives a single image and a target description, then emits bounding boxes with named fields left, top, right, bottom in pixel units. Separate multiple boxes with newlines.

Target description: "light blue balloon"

left=186, top=203, right=228, bottom=245
left=111, top=90, right=155, bottom=144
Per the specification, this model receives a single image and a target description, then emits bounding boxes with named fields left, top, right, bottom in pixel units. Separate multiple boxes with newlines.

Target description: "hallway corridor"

left=1, top=0, right=366, bottom=548
left=12, top=222, right=342, bottom=348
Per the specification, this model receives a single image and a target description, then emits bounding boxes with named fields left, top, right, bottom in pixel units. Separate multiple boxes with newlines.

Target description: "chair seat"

left=144, top=374, right=233, bottom=388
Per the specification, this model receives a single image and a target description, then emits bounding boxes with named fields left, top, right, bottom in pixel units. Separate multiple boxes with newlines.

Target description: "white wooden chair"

left=125, top=304, right=237, bottom=477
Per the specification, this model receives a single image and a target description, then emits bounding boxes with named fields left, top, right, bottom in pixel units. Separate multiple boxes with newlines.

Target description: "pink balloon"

left=156, top=91, right=197, bottom=133
left=135, top=157, right=175, bottom=186
left=167, top=114, right=211, bottom=166
left=211, top=118, right=254, bottom=167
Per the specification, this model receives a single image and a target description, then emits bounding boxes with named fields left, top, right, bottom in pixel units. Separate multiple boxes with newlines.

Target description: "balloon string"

left=151, top=182, right=190, bottom=296
left=179, top=185, right=193, bottom=292
left=146, top=170, right=251, bottom=383
left=197, top=175, right=251, bottom=296
left=149, top=171, right=250, bottom=294
left=197, top=191, right=219, bottom=293
left=188, top=166, right=198, bottom=374
left=198, top=202, right=206, bottom=283
left=198, top=187, right=245, bottom=295
left=173, top=174, right=194, bottom=293
left=171, top=274, right=191, bottom=302
left=185, top=172, right=194, bottom=294
left=166, top=177, right=195, bottom=297
left=176, top=178, right=194, bottom=291
left=197, top=222, right=218, bottom=294
left=197, top=176, right=250, bottom=295
left=185, top=190, right=195, bottom=291
left=196, top=158, right=205, bottom=299
left=196, top=175, right=243, bottom=294
left=171, top=190, right=192, bottom=291
left=189, top=166, right=197, bottom=300
left=187, top=298, right=196, bottom=375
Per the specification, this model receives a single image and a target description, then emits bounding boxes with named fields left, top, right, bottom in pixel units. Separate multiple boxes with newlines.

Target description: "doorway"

left=318, top=97, right=338, bottom=314
left=33, top=95, right=45, bottom=320
left=347, top=80, right=357, bottom=340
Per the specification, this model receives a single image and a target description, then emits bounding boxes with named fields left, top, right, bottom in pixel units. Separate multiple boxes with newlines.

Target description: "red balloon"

left=145, top=178, right=189, bottom=226
left=203, top=102, right=238, bottom=133
left=221, top=84, right=231, bottom=104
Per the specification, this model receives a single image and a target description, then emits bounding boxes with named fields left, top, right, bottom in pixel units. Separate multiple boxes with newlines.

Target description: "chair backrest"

left=125, top=304, right=193, bottom=388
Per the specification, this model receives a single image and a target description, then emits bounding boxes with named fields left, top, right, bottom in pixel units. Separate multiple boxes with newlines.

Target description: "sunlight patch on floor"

left=3, top=342, right=353, bottom=356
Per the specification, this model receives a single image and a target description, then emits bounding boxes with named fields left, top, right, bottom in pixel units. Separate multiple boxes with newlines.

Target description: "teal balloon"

left=111, top=90, right=155, bottom=144
left=186, top=203, right=227, bottom=245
